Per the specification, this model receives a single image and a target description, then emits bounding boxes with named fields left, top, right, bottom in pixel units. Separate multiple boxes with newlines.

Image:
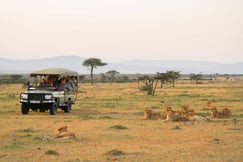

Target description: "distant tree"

left=190, top=73, right=203, bottom=84
left=10, top=74, right=22, bottom=81
left=166, top=70, right=180, bottom=87
left=117, top=75, right=129, bottom=83
left=106, top=70, right=120, bottom=82
left=138, top=71, right=181, bottom=96
left=137, top=75, right=151, bottom=87
left=138, top=74, right=159, bottom=96
left=79, top=75, right=86, bottom=83
left=100, top=73, right=107, bottom=83
left=156, top=72, right=169, bottom=88
left=82, top=58, right=107, bottom=84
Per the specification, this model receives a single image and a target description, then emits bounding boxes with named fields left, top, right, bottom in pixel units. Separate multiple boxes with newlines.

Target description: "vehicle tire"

left=64, top=100, right=72, bottom=113
left=50, top=102, right=57, bottom=115
left=21, top=103, right=29, bottom=115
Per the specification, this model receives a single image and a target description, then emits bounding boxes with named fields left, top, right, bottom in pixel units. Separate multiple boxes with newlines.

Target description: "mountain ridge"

left=0, top=56, right=242, bottom=74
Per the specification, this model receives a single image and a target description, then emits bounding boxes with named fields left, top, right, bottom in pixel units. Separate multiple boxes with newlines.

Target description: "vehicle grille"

left=29, top=94, right=43, bottom=101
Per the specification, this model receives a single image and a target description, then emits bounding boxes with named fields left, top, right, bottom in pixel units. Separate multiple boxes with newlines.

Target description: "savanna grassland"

left=0, top=82, right=243, bottom=162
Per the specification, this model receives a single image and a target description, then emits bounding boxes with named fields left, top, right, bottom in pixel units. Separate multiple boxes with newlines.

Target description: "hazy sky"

left=0, top=0, right=242, bottom=63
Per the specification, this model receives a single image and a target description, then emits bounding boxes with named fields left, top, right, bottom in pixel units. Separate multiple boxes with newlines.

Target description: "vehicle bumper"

left=19, top=100, right=55, bottom=103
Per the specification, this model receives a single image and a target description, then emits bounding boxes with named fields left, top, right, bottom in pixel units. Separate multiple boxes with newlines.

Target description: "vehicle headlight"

left=20, top=94, right=28, bottom=99
left=45, top=95, right=53, bottom=100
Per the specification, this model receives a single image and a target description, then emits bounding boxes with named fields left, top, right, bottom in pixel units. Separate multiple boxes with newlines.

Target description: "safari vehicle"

left=19, top=68, right=79, bottom=115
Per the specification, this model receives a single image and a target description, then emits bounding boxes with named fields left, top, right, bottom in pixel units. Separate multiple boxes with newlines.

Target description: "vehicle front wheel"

left=21, top=103, right=29, bottom=115
left=64, top=100, right=72, bottom=113
left=50, top=102, right=58, bottom=115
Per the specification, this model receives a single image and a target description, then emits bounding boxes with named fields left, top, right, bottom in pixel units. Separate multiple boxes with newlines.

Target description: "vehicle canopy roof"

left=30, top=68, right=78, bottom=79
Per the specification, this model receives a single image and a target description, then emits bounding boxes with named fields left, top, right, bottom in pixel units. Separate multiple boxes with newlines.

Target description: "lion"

left=53, top=131, right=76, bottom=139
left=180, top=106, right=194, bottom=118
left=210, top=107, right=232, bottom=118
left=165, top=106, right=181, bottom=116
left=143, top=108, right=162, bottom=120
left=164, top=107, right=188, bottom=122
left=210, top=107, right=219, bottom=118
left=52, top=126, right=76, bottom=139
left=159, top=107, right=173, bottom=120
left=180, top=106, right=208, bottom=121
left=221, top=108, right=232, bottom=117
left=160, top=111, right=167, bottom=119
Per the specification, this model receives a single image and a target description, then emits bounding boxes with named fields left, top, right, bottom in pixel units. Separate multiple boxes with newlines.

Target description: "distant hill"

left=0, top=56, right=243, bottom=74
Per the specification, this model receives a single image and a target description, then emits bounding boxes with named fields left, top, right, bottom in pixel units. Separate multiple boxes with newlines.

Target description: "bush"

left=105, top=149, right=125, bottom=156
left=45, top=150, right=59, bottom=155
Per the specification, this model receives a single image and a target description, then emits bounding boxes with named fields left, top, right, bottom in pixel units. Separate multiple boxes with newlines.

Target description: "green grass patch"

left=2, top=138, right=24, bottom=150
left=17, top=128, right=36, bottom=133
left=150, top=105, right=160, bottom=109
left=238, top=114, right=243, bottom=118
left=228, top=127, right=243, bottom=132
left=98, top=116, right=113, bottom=119
left=133, top=111, right=144, bottom=116
left=78, top=115, right=93, bottom=120
left=45, top=149, right=59, bottom=155
left=110, top=125, right=128, bottom=130
left=196, top=112, right=210, bottom=117
left=177, top=93, right=200, bottom=98
left=201, top=107, right=210, bottom=111
left=172, top=125, right=181, bottom=130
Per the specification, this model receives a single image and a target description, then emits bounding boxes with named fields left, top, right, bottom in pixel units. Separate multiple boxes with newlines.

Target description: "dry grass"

left=0, top=82, right=243, bottom=162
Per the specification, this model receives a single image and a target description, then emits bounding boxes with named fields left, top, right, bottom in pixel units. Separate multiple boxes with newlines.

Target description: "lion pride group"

left=143, top=101, right=232, bottom=121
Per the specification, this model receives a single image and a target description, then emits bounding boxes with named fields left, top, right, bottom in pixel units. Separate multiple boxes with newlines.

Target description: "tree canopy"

left=82, top=58, right=107, bottom=84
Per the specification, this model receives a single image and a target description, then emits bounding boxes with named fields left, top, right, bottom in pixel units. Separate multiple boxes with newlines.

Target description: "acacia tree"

left=190, top=73, right=203, bottom=84
left=166, top=70, right=180, bottom=87
left=138, top=74, right=160, bottom=96
left=82, top=58, right=107, bottom=84
left=156, top=72, right=169, bottom=88
left=106, top=70, right=120, bottom=82
left=138, top=71, right=181, bottom=96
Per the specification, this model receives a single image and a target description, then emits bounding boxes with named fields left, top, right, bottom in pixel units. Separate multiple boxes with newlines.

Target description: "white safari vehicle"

left=19, top=68, right=79, bottom=115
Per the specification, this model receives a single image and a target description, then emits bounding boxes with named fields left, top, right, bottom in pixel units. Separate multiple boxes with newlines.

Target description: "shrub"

left=105, top=149, right=125, bottom=156
left=45, top=150, right=59, bottom=155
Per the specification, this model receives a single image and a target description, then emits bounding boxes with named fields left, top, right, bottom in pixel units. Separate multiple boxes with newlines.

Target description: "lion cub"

left=210, top=107, right=232, bottom=118
left=53, top=126, right=76, bottom=139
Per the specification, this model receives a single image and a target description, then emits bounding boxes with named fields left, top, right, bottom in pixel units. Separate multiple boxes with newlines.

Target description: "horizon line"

left=0, top=55, right=242, bottom=64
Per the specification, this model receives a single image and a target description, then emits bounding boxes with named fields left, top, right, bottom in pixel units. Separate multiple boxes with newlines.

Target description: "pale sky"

left=0, top=0, right=242, bottom=63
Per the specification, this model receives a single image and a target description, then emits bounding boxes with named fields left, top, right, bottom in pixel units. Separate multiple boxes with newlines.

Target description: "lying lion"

left=210, top=107, right=232, bottom=118
left=164, top=107, right=188, bottom=122
left=180, top=106, right=195, bottom=118
left=52, top=126, right=76, bottom=139
left=143, top=108, right=165, bottom=120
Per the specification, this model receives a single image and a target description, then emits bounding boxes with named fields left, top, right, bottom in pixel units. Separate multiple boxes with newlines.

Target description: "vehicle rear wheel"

left=64, top=100, right=71, bottom=113
left=21, top=103, right=29, bottom=115
left=50, top=102, right=57, bottom=115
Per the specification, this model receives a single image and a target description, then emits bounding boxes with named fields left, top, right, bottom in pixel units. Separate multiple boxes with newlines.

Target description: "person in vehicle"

left=64, top=79, right=73, bottom=92
left=69, top=77, right=77, bottom=91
